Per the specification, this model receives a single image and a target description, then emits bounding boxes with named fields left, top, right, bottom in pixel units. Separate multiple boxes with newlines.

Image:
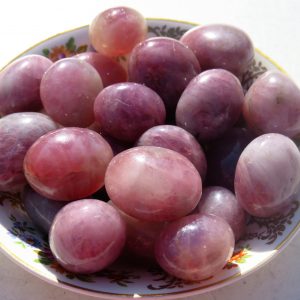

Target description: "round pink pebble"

left=235, top=133, right=300, bottom=217
left=243, top=71, right=300, bottom=138
left=89, top=6, right=147, bottom=57
left=180, top=24, right=254, bottom=79
left=50, top=199, right=126, bottom=274
left=176, top=69, right=244, bottom=141
left=24, top=128, right=113, bottom=201
left=40, top=58, right=103, bottom=127
left=105, top=146, right=202, bottom=222
left=155, top=214, right=234, bottom=281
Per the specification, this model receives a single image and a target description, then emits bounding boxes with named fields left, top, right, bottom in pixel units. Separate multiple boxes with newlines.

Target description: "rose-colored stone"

left=155, top=214, right=234, bottom=281
left=94, top=83, right=166, bottom=143
left=243, top=70, right=300, bottom=138
left=89, top=6, right=147, bottom=57
left=235, top=133, right=300, bottom=217
left=50, top=199, right=126, bottom=273
left=40, top=58, right=103, bottom=127
left=24, top=128, right=113, bottom=201
left=105, top=146, right=202, bottom=222
left=176, top=69, right=244, bottom=141
left=180, top=24, right=254, bottom=79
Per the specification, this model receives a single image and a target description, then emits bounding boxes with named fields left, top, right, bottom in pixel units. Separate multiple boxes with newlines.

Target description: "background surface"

left=0, top=0, right=299, bottom=299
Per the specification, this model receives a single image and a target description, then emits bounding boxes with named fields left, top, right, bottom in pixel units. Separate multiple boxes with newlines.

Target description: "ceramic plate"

left=0, top=19, right=299, bottom=299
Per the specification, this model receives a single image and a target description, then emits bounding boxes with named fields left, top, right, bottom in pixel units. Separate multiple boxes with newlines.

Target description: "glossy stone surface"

left=137, top=125, right=207, bottom=179
left=0, top=112, right=58, bottom=192
left=235, top=133, right=300, bottom=217
left=0, top=55, right=53, bottom=115
left=75, top=52, right=127, bottom=87
left=176, top=69, right=244, bottom=141
left=49, top=199, right=126, bottom=274
left=243, top=70, right=300, bottom=138
left=22, top=186, right=66, bottom=234
left=40, top=58, right=103, bottom=127
left=128, top=37, right=201, bottom=115
left=89, top=6, right=147, bottom=57
left=195, top=186, right=246, bottom=241
left=105, top=146, right=202, bottom=222
left=206, top=127, right=255, bottom=190
left=94, top=83, right=166, bottom=143
left=155, top=214, right=234, bottom=281
left=180, top=24, right=254, bottom=79
left=24, top=128, right=113, bottom=201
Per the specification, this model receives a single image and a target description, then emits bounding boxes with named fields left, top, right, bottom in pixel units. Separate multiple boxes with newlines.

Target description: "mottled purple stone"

left=49, top=199, right=126, bottom=273
left=24, top=128, right=113, bottom=201
left=128, top=37, right=201, bottom=115
left=94, top=83, right=166, bottom=143
left=0, top=112, right=58, bottom=192
left=243, top=70, right=300, bottom=138
left=176, top=69, right=244, bottom=141
left=180, top=24, right=254, bottom=79
left=155, top=214, right=234, bottom=281
left=40, top=58, right=103, bottom=127
left=137, top=125, right=207, bottom=180
left=235, top=133, right=300, bottom=217
left=194, top=186, right=246, bottom=241
left=0, top=55, right=53, bottom=115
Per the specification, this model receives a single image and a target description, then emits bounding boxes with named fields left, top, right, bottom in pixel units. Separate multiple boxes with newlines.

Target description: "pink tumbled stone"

left=176, top=69, right=244, bottom=141
left=94, top=83, right=166, bottom=143
left=89, top=6, right=147, bottom=57
left=40, top=58, right=103, bottom=127
left=24, top=128, right=113, bottom=201
left=180, top=24, right=254, bottom=79
left=243, top=70, right=300, bottom=138
left=105, top=146, right=202, bottom=222
left=50, top=199, right=126, bottom=274
left=235, top=133, right=300, bottom=217
left=155, top=214, right=234, bottom=281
